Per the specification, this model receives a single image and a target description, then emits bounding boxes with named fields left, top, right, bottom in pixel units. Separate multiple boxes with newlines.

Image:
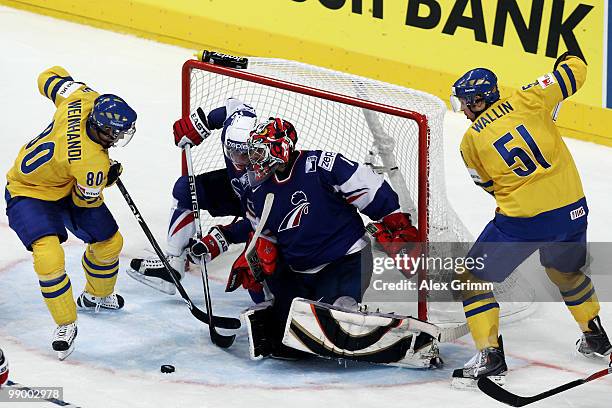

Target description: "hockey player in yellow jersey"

left=448, top=53, right=611, bottom=387
left=5, top=66, right=137, bottom=360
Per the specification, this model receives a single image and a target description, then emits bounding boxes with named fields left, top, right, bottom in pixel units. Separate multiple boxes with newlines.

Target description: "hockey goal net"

left=182, top=56, right=534, bottom=324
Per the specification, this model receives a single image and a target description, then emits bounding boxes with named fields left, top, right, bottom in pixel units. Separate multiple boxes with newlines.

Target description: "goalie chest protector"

left=245, top=150, right=397, bottom=272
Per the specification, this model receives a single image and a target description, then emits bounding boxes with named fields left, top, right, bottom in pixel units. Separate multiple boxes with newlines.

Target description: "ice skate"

left=452, top=336, right=507, bottom=389
left=77, top=291, right=125, bottom=312
left=127, top=254, right=184, bottom=295
left=577, top=316, right=612, bottom=358
left=52, top=322, right=77, bottom=361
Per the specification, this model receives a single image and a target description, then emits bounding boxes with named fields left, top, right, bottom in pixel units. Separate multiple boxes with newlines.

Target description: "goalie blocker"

left=242, top=297, right=442, bottom=368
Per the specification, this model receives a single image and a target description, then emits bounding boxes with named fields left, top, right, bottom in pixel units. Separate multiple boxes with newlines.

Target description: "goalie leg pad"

left=241, top=301, right=277, bottom=360
left=242, top=300, right=312, bottom=361
left=282, top=298, right=441, bottom=369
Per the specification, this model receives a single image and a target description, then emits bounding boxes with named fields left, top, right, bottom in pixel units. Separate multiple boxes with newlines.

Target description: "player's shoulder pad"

left=317, top=150, right=338, bottom=171
left=225, top=97, right=256, bottom=117
left=316, top=151, right=357, bottom=172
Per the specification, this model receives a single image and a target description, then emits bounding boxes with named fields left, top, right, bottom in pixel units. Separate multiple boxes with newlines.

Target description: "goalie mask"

left=89, top=94, right=137, bottom=148
left=223, top=114, right=257, bottom=171
left=247, top=117, right=297, bottom=186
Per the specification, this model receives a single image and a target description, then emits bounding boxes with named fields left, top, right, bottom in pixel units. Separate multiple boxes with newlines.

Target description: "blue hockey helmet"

left=89, top=94, right=137, bottom=147
left=450, top=68, right=499, bottom=112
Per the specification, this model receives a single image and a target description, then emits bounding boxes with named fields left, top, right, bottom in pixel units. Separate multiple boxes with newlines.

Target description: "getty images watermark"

left=369, top=253, right=493, bottom=292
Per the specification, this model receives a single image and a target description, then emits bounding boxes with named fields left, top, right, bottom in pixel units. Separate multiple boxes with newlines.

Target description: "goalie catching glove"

left=226, top=233, right=277, bottom=293
left=368, top=212, right=419, bottom=256
left=367, top=212, right=421, bottom=277
left=187, top=226, right=230, bottom=263
left=173, top=108, right=211, bottom=148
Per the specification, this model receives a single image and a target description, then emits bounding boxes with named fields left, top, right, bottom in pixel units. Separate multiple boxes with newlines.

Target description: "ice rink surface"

left=1, top=6, right=611, bottom=407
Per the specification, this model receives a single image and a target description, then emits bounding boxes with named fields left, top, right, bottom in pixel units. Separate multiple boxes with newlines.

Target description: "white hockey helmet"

left=224, top=114, right=257, bottom=171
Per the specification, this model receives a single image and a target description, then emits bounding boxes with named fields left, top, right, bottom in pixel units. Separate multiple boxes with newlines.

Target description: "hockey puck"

left=160, top=364, right=175, bottom=374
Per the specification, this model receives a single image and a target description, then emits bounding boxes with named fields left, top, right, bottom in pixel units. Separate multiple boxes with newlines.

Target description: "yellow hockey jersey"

left=6, top=66, right=111, bottom=208
left=460, top=56, right=586, bottom=218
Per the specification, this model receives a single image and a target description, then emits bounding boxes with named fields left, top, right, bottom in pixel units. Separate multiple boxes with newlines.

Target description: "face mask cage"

left=450, top=87, right=485, bottom=113
left=450, top=87, right=465, bottom=112
left=450, top=74, right=499, bottom=113
left=92, top=119, right=136, bottom=147
left=246, top=138, right=284, bottom=186
left=224, top=144, right=250, bottom=170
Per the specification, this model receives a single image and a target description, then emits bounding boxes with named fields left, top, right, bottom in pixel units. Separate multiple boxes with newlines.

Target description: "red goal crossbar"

left=181, top=59, right=431, bottom=321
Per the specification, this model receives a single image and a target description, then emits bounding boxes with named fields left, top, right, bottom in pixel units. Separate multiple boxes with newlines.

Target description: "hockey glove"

left=554, top=51, right=587, bottom=70
left=369, top=212, right=421, bottom=274
left=173, top=108, right=211, bottom=148
left=226, top=250, right=263, bottom=293
left=106, top=160, right=122, bottom=187
left=187, top=226, right=230, bottom=263
left=226, top=234, right=277, bottom=293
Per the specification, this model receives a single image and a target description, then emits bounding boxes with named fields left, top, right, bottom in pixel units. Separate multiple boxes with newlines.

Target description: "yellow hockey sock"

left=82, top=232, right=122, bottom=297
left=463, top=291, right=500, bottom=350
left=457, top=270, right=500, bottom=350
left=32, top=236, right=76, bottom=325
left=546, top=268, right=600, bottom=332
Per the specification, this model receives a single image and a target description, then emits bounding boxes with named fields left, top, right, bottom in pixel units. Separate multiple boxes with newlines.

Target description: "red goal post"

left=180, top=56, right=533, bottom=324
left=182, top=59, right=430, bottom=320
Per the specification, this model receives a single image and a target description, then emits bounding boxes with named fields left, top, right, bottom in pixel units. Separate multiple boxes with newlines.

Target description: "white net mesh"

left=185, top=57, right=533, bottom=324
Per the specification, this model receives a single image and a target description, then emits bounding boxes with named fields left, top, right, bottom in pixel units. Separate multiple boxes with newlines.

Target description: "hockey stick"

left=363, top=223, right=469, bottom=342
left=3, top=381, right=80, bottom=407
left=408, top=317, right=469, bottom=343
left=116, top=178, right=240, bottom=330
left=245, top=193, right=275, bottom=283
left=184, top=145, right=236, bottom=348
left=478, top=366, right=612, bottom=407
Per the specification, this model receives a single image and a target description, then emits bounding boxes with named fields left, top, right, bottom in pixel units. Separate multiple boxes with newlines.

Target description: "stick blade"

left=189, top=305, right=241, bottom=329
left=212, top=316, right=241, bottom=330
left=478, top=377, right=526, bottom=407
left=212, top=331, right=236, bottom=348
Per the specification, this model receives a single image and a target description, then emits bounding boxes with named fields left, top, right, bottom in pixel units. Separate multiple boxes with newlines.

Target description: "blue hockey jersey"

left=243, top=150, right=400, bottom=272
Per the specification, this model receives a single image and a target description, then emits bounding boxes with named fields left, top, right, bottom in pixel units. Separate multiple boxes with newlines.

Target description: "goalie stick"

left=184, top=145, right=236, bottom=348
left=245, top=193, right=275, bottom=283
left=357, top=92, right=417, bottom=221
left=364, top=222, right=469, bottom=343
left=478, top=366, right=612, bottom=407
left=116, top=178, right=240, bottom=330
left=2, top=381, right=80, bottom=407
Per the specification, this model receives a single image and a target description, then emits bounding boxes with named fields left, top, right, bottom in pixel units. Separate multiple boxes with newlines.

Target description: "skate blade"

left=579, top=350, right=612, bottom=360
left=126, top=267, right=176, bottom=295
left=451, top=374, right=505, bottom=390
left=56, top=344, right=75, bottom=361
